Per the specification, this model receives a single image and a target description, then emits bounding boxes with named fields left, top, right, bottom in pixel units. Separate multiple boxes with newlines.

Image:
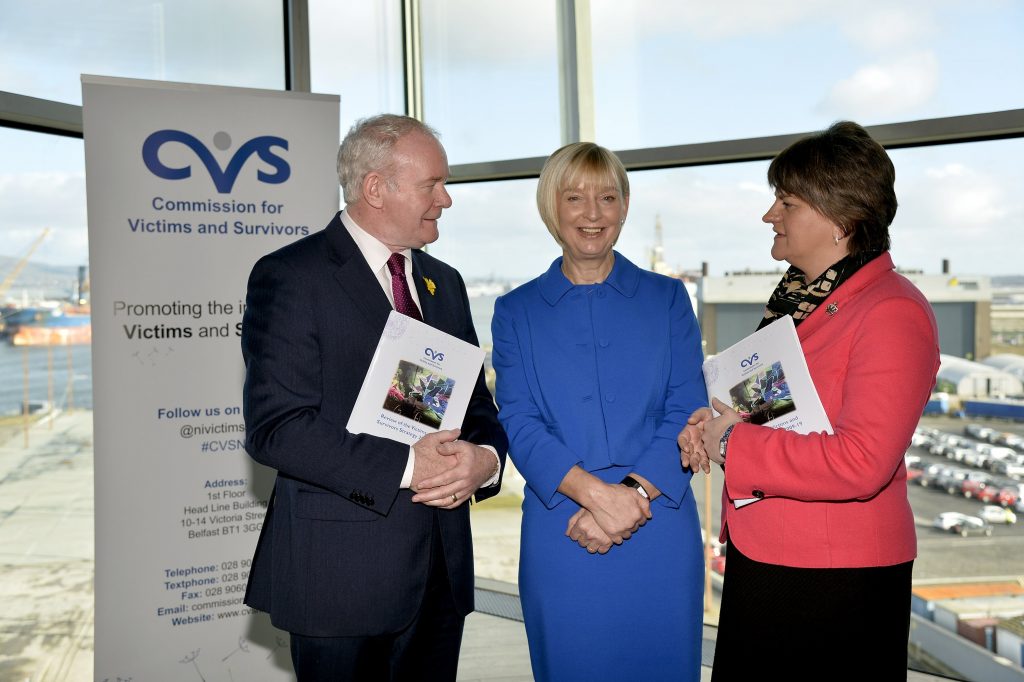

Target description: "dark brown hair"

left=768, top=121, right=895, bottom=255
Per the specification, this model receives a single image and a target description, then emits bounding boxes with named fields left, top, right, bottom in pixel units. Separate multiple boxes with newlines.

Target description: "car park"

left=932, top=512, right=993, bottom=537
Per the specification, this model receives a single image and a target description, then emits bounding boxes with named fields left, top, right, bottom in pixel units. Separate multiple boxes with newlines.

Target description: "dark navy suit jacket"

left=241, top=212, right=507, bottom=637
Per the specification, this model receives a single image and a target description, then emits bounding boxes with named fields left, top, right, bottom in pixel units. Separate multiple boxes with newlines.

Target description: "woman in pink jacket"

left=682, top=121, right=939, bottom=679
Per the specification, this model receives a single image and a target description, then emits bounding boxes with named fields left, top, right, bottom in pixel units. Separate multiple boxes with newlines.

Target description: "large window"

left=0, top=129, right=88, bottom=268
left=589, top=0, right=1024, bottom=150
left=309, top=0, right=405, bottom=142
left=0, top=0, right=285, bottom=104
left=435, top=138, right=1024, bottom=283
left=419, top=0, right=562, bottom=165
left=2, top=1, right=1022, bottom=679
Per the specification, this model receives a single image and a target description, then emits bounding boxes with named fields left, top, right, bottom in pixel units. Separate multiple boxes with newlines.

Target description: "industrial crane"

left=0, top=228, right=50, bottom=301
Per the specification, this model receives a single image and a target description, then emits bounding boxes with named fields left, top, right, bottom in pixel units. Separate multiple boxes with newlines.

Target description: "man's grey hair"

left=337, top=114, right=442, bottom=205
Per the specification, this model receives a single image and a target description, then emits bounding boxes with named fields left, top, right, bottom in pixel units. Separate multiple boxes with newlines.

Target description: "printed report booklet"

left=702, top=316, right=833, bottom=506
left=347, top=310, right=485, bottom=446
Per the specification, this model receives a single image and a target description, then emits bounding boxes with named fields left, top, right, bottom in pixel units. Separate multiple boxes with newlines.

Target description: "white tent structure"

left=981, top=353, right=1024, bottom=383
left=939, top=355, right=1024, bottom=398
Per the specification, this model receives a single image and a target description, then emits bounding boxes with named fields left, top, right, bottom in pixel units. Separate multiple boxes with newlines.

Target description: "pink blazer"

left=721, top=252, right=939, bottom=568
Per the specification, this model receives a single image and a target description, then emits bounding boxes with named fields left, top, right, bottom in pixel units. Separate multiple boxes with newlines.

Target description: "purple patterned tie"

left=386, top=252, right=423, bottom=321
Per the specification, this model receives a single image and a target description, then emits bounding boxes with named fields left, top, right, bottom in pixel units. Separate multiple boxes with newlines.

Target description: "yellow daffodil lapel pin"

left=422, top=276, right=437, bottom=296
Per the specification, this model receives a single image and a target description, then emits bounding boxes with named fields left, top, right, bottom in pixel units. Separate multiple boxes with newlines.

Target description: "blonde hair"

left=536, top=142, right=629, bottom=245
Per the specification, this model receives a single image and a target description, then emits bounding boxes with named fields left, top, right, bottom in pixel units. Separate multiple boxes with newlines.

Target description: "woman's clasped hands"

left=565, top=479, right=652, bottom=555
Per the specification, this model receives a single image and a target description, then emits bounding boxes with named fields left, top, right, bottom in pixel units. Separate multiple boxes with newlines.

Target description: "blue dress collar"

left=537, top=251, right=641, bottom=305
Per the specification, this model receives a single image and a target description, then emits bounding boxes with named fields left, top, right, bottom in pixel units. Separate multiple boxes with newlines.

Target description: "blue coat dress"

left=491, top=253, right=706, bottom=681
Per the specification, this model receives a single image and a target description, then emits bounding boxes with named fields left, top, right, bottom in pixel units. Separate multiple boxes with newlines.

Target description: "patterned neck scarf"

left=757, top=250, right=881, bottom=331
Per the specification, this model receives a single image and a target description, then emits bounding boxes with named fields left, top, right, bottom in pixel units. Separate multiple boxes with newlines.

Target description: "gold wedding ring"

left=451, top=493, right=458, bottom=503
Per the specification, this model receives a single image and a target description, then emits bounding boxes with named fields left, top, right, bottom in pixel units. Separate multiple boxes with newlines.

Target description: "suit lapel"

left=325, top=214, right=393, bottom=330
left=410, top=251, right=453, bottom=334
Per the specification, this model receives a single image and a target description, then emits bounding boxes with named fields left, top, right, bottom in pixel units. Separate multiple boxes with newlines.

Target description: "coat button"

left=599, top=339, right=609, bottom=348
left=605, top=394, right=615, bottom=403
left=752, top=490, right=765, bottom=499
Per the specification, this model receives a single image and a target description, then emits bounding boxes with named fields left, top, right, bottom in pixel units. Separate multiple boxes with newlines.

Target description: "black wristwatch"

left=620, top=475, right=650, bottom=499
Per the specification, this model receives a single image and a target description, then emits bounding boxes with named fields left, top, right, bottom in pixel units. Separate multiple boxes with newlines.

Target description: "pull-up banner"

left=83, top=75, right=338, bottom=680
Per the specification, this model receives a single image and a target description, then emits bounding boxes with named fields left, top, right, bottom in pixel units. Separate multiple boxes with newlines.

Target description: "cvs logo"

left=740, top=353, right=759, bottom=368
left=142, top=130, right=290, bottom=194
left=425, top=348, right=445, bottom=362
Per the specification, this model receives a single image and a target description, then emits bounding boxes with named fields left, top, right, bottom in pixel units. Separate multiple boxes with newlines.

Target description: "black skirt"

left=711, top=541, right=913, bottom=681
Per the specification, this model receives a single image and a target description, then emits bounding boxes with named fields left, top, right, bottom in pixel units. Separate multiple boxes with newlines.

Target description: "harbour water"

left=468, top=292, right=500, bottom=348
left=0, top=343, right=93, bottom=415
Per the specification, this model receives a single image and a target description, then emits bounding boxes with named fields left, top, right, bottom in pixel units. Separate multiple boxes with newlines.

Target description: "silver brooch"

left=826, top=303, right=839, bottom=316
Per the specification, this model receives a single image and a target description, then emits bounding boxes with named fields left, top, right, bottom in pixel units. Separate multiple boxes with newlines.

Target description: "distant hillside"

left=0, top=256, right=84, bottom=301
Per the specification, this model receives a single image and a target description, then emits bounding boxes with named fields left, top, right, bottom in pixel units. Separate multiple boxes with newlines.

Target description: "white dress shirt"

left=340, top=211, right=500, bottom=490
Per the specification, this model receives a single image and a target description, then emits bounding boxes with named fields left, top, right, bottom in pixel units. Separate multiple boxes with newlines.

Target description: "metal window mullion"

left=285, top=0, right=311, bottom=92
left=402, top=0, right=424, bottom=121
left=557, top=0, right=595, bottom=145
left=448, top=109, right=1024, bottom=183
left=0, top=91, right=82, bottom=137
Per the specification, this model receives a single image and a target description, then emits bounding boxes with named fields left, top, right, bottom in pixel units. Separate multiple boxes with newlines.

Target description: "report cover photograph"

left=383, top=359, right=455, bottom=429
left=727, top=360, right=796, bottom=426
left=347, top=311, right=485, bottom=446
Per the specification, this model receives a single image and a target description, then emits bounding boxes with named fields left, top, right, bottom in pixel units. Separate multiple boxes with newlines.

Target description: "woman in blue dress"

left=491, top=142, right=706, bottom=681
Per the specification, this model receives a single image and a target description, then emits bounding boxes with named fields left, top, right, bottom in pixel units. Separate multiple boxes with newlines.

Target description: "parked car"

left=965, top=424, right=996, bottom=441
left=980, top=505, right=1017, bottom=525
left=997, top=483, right=1023, bottom=509
left=950, top=447, right=976, bottom=463
left=985, top=448, right=1017, bottom=471
left=978, top=479, right=1011, bottom=504
left=916, top=463, right=945, bottom=488
left=962, top=473, right=996, bottom=499
left=932, top=512, right=993, bottom=537
left=937, top=467, right=972, bottom=495
left=990, top=459, right=1024, bottom=479
left=995, top=432, right=1024, bottom=451
left=961, top=449, right=991, bottom=469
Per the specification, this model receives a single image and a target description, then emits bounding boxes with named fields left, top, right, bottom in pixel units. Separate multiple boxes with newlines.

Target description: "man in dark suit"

left=241, top=114, right=508, bottom=681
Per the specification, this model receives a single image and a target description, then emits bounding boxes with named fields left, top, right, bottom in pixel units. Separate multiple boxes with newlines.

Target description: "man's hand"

left=411, top=436, right=497, bottom=509
left=410, top=429, right=462, bottom=487
left=566, top=509, right=614, bottom=554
